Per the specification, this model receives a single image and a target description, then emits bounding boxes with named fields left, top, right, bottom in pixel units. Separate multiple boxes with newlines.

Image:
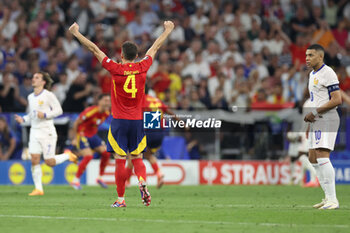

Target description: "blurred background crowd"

left=1, top=0, right=350, bottom=112
left=1, top=0, right=350, bottom=160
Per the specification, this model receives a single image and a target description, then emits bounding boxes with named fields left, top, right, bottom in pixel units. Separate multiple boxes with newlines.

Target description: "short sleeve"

left=138, top=55, right=153, bottom=73
left=323, top=68, right=339, bottom=87
left=102, top=57, right=120, bottom=75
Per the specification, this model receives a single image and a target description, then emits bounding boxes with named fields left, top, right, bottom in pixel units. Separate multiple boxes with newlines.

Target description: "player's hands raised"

left=69, top=22, right=80, bottom=35
left=164, top=21, right=174, bottom=32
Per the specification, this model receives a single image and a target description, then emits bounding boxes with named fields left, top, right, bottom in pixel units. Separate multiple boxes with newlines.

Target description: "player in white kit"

left=15, top=72, right=78, bottom=196
left=304, top=44, right=342, bottom=210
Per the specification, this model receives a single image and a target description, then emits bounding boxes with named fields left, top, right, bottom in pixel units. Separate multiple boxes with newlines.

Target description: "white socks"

left=300, top=155, right=317, bottom=182
left=118, top=197, right=125, bottom=202
left=54, top=153, right=69, bottom=165
left=312, top=163, right=326, bottom=196
left=31, top=164, right=43, bottom=191
left=317, top=158, right=337, bottom=202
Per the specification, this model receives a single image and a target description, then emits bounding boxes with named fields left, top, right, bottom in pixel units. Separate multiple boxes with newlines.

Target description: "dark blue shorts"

left=146, top=129, right=165, bottom=153
left=107, top=118, right=146, bottom=156
left=77, top=135, right=104, bottom=150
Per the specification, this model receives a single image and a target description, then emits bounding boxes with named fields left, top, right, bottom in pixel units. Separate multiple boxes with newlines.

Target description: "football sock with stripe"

left=132, top=158, right=147, bottom=182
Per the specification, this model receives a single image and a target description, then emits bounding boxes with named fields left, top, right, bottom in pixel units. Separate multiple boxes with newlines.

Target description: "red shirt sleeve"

left=138, top=55, right=153, bottom=73
left=102, top=57, right=120, bottom=75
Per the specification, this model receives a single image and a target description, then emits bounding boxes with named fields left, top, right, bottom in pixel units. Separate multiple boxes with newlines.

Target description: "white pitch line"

left=0, top=214, right=348, bottom=229
left=200, top=204, right=349, bottom=209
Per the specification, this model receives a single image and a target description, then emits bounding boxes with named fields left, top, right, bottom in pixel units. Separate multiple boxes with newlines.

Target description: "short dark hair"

left=122, top=41, right=138, bottom=61
left=307, top=44, right=325, bottom=53
left=38, top=71, right=53, bottom=90
left=98, top=93, right=110, bottom=100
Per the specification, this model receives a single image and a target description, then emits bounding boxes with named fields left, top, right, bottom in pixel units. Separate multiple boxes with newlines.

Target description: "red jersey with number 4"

left=102, top=56, right=153, bottom=120
left=77, top=106, right=110, bottom=137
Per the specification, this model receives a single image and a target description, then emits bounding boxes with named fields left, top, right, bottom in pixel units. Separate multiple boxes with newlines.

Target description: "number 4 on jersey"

left=123, top=74, right=138, bottom=98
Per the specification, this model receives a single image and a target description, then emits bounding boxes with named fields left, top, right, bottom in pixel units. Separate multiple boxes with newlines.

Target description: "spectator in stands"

left=211, top=87, right=228, bottom=110
left=0, top=116, right=17, bottom=160
left=290, top=6, right=314, bottom=42
left=15, top=75, right=33, bottom=112
left=189, top=88, right=206, bottom=110
left=52, top=72, right=69, bottom=105
left=62, top=72, right=93, bottom=112
left=230, top=80, right=251, bottom=109
left=185, top=131, right=201, bottom=160
left=0, top=72, right=19, bottom=112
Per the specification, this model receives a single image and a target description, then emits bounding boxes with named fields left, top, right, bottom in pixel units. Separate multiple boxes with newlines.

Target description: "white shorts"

left=309, top=117, right=339, bottom=151
left=288, top=142, right=299, bottom=157
left=28, top=128, right=57, bottom=159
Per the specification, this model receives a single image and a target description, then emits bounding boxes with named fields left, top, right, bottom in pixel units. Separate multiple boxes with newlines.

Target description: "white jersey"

left=308, top=64, right=339, bottom=118
left=23, top=89, right=63, bottom=136
left=308, top=65, right=340, bottom=150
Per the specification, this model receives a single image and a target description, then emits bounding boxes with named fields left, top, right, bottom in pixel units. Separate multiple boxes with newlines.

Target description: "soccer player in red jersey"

left=125, top=91, right=177, bottom=189
left=69, top=21, right=174, bottom=207
left=70, top=94, right=111, bottom=190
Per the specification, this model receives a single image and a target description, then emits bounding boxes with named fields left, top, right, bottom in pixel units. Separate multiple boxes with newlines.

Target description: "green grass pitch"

left=0, top=185, right=349, bottom=233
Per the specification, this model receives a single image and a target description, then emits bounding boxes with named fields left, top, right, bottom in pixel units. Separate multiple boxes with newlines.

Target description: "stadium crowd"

left=1, top=0, right=350, bottom=160
left=1, top=0, right=350, bottom=113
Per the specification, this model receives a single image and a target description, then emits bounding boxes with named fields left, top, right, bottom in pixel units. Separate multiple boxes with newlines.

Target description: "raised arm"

left=146, top=21, right=174, bottom=60
left=69, top=22, right=106, bottom=63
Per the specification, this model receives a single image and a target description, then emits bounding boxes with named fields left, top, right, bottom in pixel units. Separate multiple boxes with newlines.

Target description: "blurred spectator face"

left=191, top=40, right=202, bottom=54
left=195, top=53, right=202, bottom=63
left=40, top=38, right=49, bottom=50
left=190, top=89, right=199, bottom=101
left=312, top=6, right=322, bottom=19
left=225, top=57, right=235, bottom=68
left=159, top=51, right=169, bottom=63
left=23, top=76, right=32, bottom=86
left=180, top=96, right=191, bottom=109
left=18, top=60, right=28, bottom=73
left=183, top=75, right=193, bottom=87
left=296, top=7, right=305, bottom=20
left=257, top=89, right=267, bottom=102
left=68, top=58, right=79, bottom=70
left=274, top=85, right=283, bottom=95
left=28, top=21, right=39, bottom=36
left=98, top=95, right=111, bottom=111
left=245, top=52, right=253, bottom=65
left=158, top=63, right=169, bottom=73
left=259, top=30, right=267, bottom=40
left=235, top=65, right=245, bottom=77
left=75, top=73, right=87, bottom=84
